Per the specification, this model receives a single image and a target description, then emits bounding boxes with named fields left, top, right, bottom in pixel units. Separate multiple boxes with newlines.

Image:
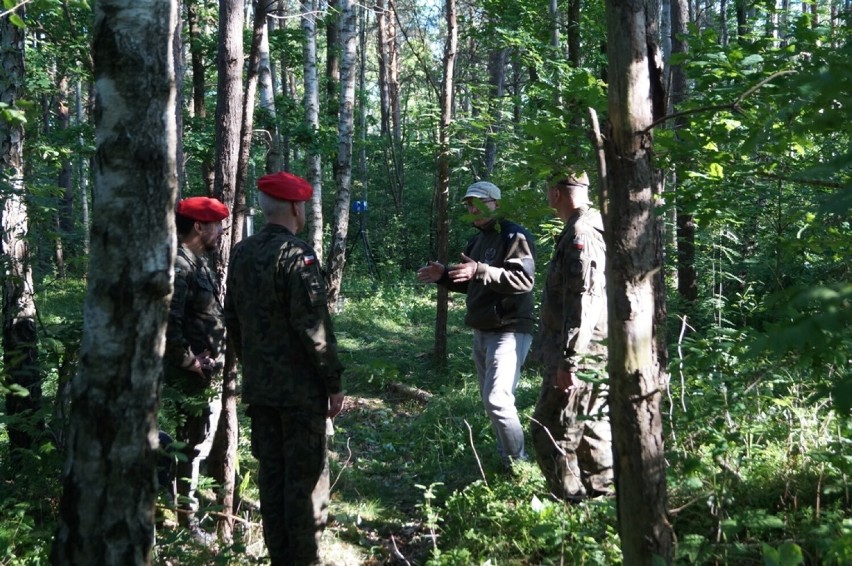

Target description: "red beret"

left=176, top=197, right=229, bottom=222
left=257, top=171, right=313, bottom=202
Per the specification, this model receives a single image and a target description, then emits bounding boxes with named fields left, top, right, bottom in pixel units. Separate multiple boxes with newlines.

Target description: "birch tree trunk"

left=56, top=74, right=74, bottom=278
left=258, top=5, right=282, bottom=174
left=1, top=6, right=41, bottom=463
left=433, top=0, right=457, bottom=364
left=209, top=0, right=244, bottom=542
left=303, top=0, right=324, bottom=261
left=603, top=0, right=674, bottom=561
left=326, top=0, right=341, bottom=122
left=326, top=0, right=357, bottom=307
left=51, top=1, right=178, bottom=562
left=357, top=3, right=368, bottom=188
left=76, top=79, right=91, bottom=256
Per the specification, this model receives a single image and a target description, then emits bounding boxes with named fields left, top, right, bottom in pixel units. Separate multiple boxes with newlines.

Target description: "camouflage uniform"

left=224, top=223, right=343, bottom=566
left=164, top=243, right=226, bottom=524
left=531, top=205, right=613, bottom=500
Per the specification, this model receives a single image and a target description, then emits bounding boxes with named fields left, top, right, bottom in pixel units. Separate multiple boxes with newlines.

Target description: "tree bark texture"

left=258, top=8, right=282, bottom=174
left=1, top=7, right=42, bottom=461
left=603, top=0, right=674, bottom=562
left=670, top=0, right=697, bottom=303
left=483, top=46, right=507, bottom=176
left=567, top=0, right=581, bottom=66
left=211, top=0, right=270, bottom=540
left=374, top=0, right=403, bottom=211
left=56, top=75, right=74, bottom=277
left=208, top=0, right=244, bottom=542
left=326, top=0, right=358, bottom=307
left=303, top=0, right=324, bottom=262
left=326, top=0, right=341, bottom=122
left=433, top=0, right=457, bottom=364
left=51, top=1, right=178, bottom=563
left=212, top=0, right=244, bottom=246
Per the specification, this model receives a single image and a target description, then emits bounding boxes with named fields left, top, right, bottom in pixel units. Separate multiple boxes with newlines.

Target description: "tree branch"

left=0, top=0, right=33, bottom=19
left=640, top=70, right=797, bottom=134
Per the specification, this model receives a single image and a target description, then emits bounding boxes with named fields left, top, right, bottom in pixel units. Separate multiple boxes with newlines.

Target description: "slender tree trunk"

left=212, top=0, right=244, bottom=265
left=550, top=0, right=560, bottom=49
left=326, top=0, right=341, bottom=122
left=483, top=46, right=506, bottom=176
left=375, top=0, right=390, bottom=137
left=303, top=0, right=324, bottom=261
left=209, top=0, right=244, bottom=543
left=357, top=3, right=368, bottom=189
left=567, top=0, right=581, bottom=66
left=387, top=0, right=403, bottom=207
left=1, top=6, right=41, bottom=462
left=670, top=0, right=697, bottom=303
left=258, top=6, right=282, bottom=174
left=374, top=0, right=402, bottom=211
left=76, top=79, right=90, bottom=256
left=55, top=74, right=74, bottom=278
left=187, top=0, right=215, bottom=192
left=434, top=0, right=457, bottom=364
left=174, top=0, right=186, bottom=195
left=213, top=0, right=268, bottom=542
left=603, top=0, right=673, bottom=562
left=51, top=1, right=178, bottom=562
left=326, top=0, right=357, bottom=307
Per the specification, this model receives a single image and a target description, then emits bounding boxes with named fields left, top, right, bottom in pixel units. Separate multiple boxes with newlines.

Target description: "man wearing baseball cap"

left=224, top=171, right=344, bottom=565
left=417, top=180, right=536, bottom=473
left=164, top=196, right=230, bottom=534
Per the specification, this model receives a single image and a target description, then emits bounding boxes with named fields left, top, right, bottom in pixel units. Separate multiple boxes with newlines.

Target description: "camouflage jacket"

left=539, top=206, right=607, bottom=372
left=439, top=218, right=536, bottom=333
left=224, top=223, right=344, bottom=408
left=165, top=243, right=226, bottom=373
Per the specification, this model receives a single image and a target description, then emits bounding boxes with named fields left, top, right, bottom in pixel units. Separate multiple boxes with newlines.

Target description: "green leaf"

left=709, top=163, right=724, bottom=179
left=9, top=13, right=25, bottom=29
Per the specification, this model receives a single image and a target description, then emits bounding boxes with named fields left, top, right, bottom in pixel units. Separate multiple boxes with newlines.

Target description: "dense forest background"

left=0, top=0, right=849, bottom=563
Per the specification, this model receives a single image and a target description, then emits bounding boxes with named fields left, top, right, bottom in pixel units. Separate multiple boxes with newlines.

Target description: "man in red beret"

left=164, top=196, right=229, bottom=537
left=224, top=172, right=344, bottom=565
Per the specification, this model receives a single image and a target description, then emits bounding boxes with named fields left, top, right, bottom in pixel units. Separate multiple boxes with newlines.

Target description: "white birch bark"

left=326, top=0, right=357, bottom=307
left=302, top=0, right=324, bottom=261
left=1, top=4, right=41, bottom=459
left=52, top=1, right=178, bottom=563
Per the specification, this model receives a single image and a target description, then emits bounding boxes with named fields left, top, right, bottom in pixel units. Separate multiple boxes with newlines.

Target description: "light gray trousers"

left=472, top=329, right=532, bottom=464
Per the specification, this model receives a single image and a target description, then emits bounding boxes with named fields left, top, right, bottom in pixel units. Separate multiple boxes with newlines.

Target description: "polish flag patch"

left=303, top=255, right=317, bottom=266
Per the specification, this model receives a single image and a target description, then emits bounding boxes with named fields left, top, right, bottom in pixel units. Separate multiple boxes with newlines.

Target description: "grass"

left=1, top=275, right=849, bottom=565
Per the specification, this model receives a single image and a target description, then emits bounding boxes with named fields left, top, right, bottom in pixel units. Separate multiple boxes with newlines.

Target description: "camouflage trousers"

left=250, top=404, right=330, bottom=566
left=167, top=367, right=221, bottom=527
left=530, top=334, right=613, bottom=500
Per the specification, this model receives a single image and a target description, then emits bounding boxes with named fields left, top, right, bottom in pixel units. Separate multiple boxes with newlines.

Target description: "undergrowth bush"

left=1, top=276, right=848, bottom=565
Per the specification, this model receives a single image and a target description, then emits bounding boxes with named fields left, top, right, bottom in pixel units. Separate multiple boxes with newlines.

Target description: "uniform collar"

left=261, top=223, right=296, bottom=236
left=178, top=242, right=207, bottom=267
